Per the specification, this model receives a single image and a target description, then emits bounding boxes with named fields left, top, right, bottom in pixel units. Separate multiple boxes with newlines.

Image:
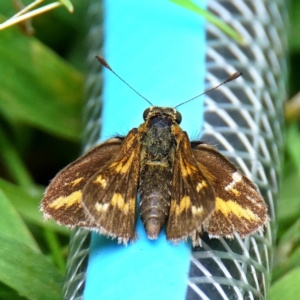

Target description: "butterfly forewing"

left=82, top=129, right=141, bottom=244
left=166, top=131, right=215, bottom=245
left=41, top=138, right=122, bottom=227
left=192, top=143, right=268, bottom=238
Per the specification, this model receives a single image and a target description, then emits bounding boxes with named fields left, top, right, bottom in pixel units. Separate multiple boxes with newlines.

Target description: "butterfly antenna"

left=96, top=56, right=153, bottom=106
left=175, top=72, right=242, bottom=109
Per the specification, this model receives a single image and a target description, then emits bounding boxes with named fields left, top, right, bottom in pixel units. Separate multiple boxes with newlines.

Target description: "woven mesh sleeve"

left=187, top=1, right=287, bottom=299
left=63, top=1, right=288, bottom=299
left=62, top=2, right=103, bottom=299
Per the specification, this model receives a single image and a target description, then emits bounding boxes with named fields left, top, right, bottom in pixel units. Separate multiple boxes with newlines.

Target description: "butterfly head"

left=143, top=106, right=182, bottom=125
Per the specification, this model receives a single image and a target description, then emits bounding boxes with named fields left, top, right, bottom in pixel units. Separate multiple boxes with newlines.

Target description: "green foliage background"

left=0, top=1, right=299, bottom=299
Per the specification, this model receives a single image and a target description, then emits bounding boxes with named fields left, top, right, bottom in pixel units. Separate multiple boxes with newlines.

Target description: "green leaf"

left=289, top=0, right=300, bottom=52
left=170, top=0, right=244, bottom=43
left=44, top=228, right=67, bottom=273
left=273, top=218, right=300, bottom=281
left=0, top=282, right=27, bottom=300
left=286, top=123, right=300, bottom=172
left=0, top=188, right=39, bottom=250
left=0, top=233, right=63, bottom=300
left=0, top=127, right=34, bottom=188
left=269, top=267, right=300, bottom=300
left=279, top=172, right=300, bottom=223
left=273, top=244, right=300, bottom=282
left=59, top=0, right=74, bottom=12
left=0, top=179, right=69, bottom=235
left=0, top=16, right=83, bottom=141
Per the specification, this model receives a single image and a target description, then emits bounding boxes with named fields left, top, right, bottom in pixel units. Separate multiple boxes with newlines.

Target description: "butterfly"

left=41, top=57, right=268, bottom=246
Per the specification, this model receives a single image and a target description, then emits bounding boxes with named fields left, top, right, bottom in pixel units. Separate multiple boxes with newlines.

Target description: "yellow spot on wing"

left=71, top=177, right=83, bottom=186
left=231, top=188, right=240, bottom=196
left=176, top=196, right=191, bottom=215
left=196, top=180, right=208, bottom=192
left=112, top=152, right=135, bottom=174
left=111, top=193, right=124, bottom=207
left=110, top=193, right=135, bottom=214
left=110, top=193, right=124, bottom=208
left=49, top=191, right=82, bottom=209
left=126, top=198, right=136, bottom=213
left=93, top=175, right=107, bottom=188
left=121, top=152, right=135, bottom=173
left=180, top=156, right=198, bottom=177
left=216, top=197, right=258, bottom=221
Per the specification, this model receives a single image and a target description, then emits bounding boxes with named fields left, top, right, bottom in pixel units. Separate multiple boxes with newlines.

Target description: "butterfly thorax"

left=139, top=107, right=178, bottom=239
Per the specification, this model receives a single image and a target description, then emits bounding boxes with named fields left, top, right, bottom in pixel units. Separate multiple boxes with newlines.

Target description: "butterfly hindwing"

left=166, top=131, right=215, bottom=245
left=82, top=129, right=141, bottom=244
left=192, top=143, right=268, bottom=238
left=41, top=138, right=122, bottom=227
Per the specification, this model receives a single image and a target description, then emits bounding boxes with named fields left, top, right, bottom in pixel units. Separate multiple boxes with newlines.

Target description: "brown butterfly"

left=41, top=58, right=268, bottom=246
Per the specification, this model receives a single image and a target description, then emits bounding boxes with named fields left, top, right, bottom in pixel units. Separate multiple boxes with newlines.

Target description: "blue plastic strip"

left=84, top=1, right=206, bottom=299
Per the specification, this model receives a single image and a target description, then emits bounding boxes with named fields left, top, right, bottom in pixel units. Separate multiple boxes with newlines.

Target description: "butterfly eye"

left=143, top=108, right=151, bottom=120
left=175, top=111, right=182, bottom=124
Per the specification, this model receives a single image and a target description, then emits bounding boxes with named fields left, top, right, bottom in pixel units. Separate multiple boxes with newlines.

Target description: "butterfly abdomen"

left=139, top=115, right=176, bottom=239
left=140, top=165, right=172, bottom=239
